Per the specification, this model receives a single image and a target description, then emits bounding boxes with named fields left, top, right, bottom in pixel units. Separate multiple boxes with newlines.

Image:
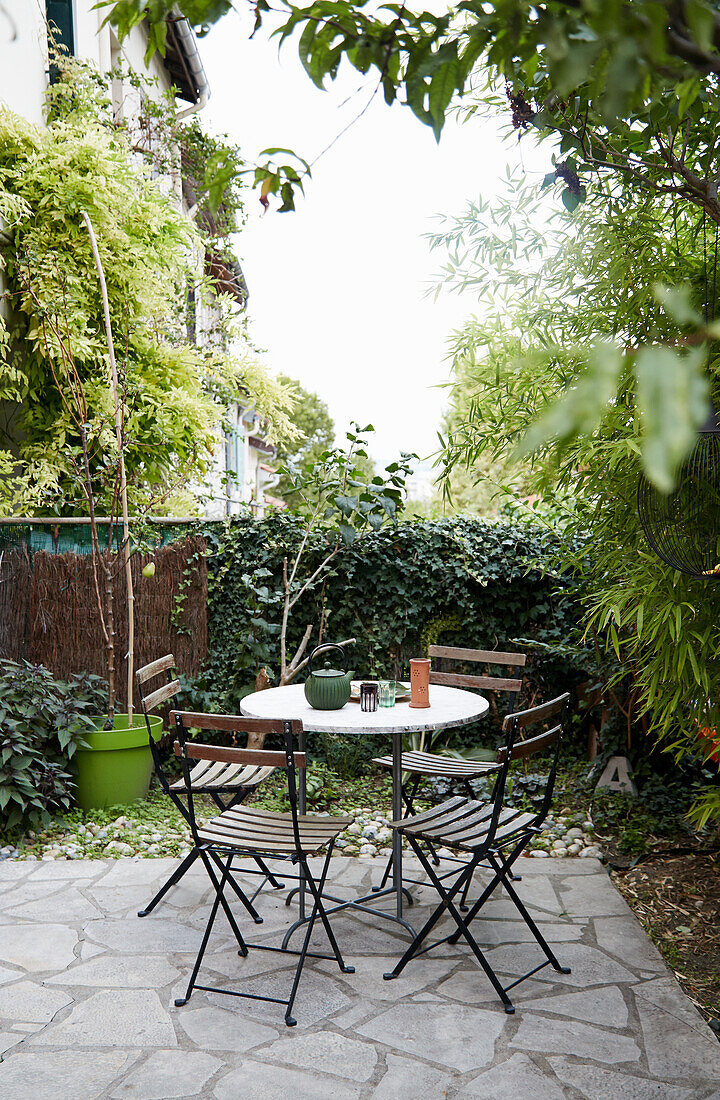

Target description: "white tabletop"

left=240, top=683, right=489, bottom=736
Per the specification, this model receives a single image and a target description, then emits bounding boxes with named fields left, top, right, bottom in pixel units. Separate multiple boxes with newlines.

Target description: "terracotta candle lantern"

left=409, top=658, right=430, bottom=709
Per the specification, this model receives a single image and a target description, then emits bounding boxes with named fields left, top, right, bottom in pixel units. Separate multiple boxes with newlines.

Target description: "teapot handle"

left=307, top=643, right=347, bottom=675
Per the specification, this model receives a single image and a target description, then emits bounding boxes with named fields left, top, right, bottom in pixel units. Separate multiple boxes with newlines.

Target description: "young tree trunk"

left=82, top=212, right=135, bottom=723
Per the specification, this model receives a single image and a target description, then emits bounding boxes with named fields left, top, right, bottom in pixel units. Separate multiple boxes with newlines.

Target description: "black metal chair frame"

left=382, top=692, right=572, bottom=1014
left=136, top=657, right=282, bottom=920
left=171, top=713, right=354, bottom=1027
left=373, top=646, right=526, bottom=903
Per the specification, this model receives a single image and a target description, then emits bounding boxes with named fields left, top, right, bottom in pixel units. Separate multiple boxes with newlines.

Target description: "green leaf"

left=338, top=523, right=356, bottom=546
left=653, top=283, right=703, bottom=327
left=686, top=0, right=716, bottom=53
left=516, top=342, right=623, bottom=457
left=635, top=345, right=709, bottom=492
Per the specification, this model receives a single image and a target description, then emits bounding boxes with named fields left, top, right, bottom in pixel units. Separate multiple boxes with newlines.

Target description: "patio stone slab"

left=31, top=989, right=176, bottom=1048
left=635, top=996, right=720, bottom=1080
left=0, top=1032, right=27, bottom=1056
left=0, top=924, right=78, bottom=972
left=258, top=1030, right=378, bottom=1081
left=5, top=888, right=102, bottom=923
left=30, top=861, right=104, bottom=881
left=0, top=1049, right=134, bottom=1100
left=594, top=915, right=667, bottom=973
left=0, top=854, right=718, bottom=1098
left=522, top=985, right=629, bottom=1028
left=0, top=964, right=22, bottom=985
left=434, top=969, right=548, bottom=1004
left=83, top=917, right=203, bottom=954
left=547, top=1055, right=696, bottom=1099
left=176, top=1004, right=278, bottom=1052
left=370, top=1052, right=452, bottom=1098
left=110, top=1049, right=221, bottom=1098
left=46, top=954, right=180, bottom=989
left=510, top=1013, right=642, bottom=1064
left=559, top=874, right=634, bottom=917
left=634, top=976, right=715, bottom=1038
left=357, top=1003, right=505, bottom=1072
left=0, top=980, right=73, bottom=1024
left=205, top=969, right=353, bottom=1029
left=487, top=941, right=638, bottom=987
left=0, top=882, right=71, bottom=911
left=213, top=1059, right=363, bottom=1099
left=458, top=1052, right=567, bottom=1099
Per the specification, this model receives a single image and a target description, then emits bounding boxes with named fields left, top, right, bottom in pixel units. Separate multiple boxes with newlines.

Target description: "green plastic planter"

left=73, top=714, right=163, bottom=811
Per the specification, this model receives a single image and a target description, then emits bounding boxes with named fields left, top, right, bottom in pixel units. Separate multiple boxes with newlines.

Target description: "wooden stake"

left=82, top=211, right=135, bottom=723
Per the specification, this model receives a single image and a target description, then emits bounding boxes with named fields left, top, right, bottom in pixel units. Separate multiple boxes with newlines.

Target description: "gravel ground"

left=0, top=796, right=602, bottom=863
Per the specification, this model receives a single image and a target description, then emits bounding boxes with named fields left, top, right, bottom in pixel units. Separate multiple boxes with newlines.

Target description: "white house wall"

left=0, top=3, right=172, bottom=126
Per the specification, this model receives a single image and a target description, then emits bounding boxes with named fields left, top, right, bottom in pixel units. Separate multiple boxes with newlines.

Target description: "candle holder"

left=360, top=681, right=379, bottom=712
left=409, top=658, right=430, bottom=708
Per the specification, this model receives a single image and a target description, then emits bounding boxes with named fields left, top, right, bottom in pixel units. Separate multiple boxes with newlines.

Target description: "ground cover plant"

left=0, top=659, right=106, bottom=834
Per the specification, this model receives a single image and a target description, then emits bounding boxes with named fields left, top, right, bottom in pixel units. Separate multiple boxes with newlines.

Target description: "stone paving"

left=0, top=853, right=719, bottom=1098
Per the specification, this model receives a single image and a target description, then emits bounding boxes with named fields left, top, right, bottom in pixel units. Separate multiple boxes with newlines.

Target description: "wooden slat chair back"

left=382, top=692, right=572, bottom=1014
left=428, top=644, right=526, bottom=712
left=133, top=656, right=281, bottom=920
left=169, top=713, right=354, bottom=1027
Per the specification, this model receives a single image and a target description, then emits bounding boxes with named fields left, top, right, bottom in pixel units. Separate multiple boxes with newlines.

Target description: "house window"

left=46, top=1, right=75, bottom=83
left=224, top=423, right=245, bottom=513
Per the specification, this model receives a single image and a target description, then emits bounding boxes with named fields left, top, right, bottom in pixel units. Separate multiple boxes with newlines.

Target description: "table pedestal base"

left=281, top=882, right=416, bottom=949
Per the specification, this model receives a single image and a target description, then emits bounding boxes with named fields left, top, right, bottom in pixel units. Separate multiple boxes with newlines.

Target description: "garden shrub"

left=0, top=660, right=107, bottom=836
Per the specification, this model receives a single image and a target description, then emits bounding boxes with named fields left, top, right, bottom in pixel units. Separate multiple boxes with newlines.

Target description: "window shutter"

left=46, top=0, right=75, bottom=83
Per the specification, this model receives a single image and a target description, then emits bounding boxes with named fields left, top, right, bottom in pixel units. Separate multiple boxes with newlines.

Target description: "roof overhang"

left=161, top=10, right=210, bottom=105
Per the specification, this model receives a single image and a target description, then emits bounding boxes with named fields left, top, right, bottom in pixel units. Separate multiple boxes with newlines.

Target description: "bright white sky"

left=200, top=8, right=547, bottom=473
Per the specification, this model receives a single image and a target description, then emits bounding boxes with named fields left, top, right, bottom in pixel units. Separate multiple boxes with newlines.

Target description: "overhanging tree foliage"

left=103, top=0, right=720, bottom=484
left=432, top=172, right=720, bottom=826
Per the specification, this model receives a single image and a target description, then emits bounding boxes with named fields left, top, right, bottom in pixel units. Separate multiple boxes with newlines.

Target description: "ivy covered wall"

left=188, top=514, right=585, bottom=729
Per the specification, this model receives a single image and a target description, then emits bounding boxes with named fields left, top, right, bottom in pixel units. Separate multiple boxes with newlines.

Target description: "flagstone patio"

left=0, top=853, right=719, bottom=1099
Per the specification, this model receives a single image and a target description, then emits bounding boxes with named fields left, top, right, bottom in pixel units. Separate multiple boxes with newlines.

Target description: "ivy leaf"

left=635, top=345, right=709, bottom=492
left=339, top=523, right=356, bottom=546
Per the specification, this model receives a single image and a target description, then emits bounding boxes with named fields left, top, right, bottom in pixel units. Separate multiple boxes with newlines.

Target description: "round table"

left=241, top=683, right=489, bottom=933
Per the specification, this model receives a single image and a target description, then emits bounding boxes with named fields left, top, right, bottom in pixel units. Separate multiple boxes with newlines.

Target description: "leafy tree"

left=102, top=0, right=720, bottom=483
left=432, top=172, right=720, bottom=826
left=263, top=423, right=413, bottom=685
left=274, top=374, right=335, bottom=503
left=0, top=56, right=295, bottom=516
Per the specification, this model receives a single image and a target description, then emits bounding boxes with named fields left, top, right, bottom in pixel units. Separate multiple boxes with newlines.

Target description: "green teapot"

left=304, top=644, right=354, bottom=710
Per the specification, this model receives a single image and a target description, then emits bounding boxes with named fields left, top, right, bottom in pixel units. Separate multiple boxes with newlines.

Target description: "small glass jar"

left=378, top=680, right=396, bottom=708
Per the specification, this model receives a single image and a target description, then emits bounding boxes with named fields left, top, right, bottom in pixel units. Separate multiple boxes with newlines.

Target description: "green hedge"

left=182, top=514, right=588, bottom=751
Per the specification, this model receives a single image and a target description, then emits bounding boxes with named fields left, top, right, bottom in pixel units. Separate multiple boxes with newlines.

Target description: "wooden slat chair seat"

left=169, top=761, right=275, bottom=792
left=197, top=804, right=351, bottom=855
left=382, top=693, right=572, bottom=1015
left=171, top=715, right=354, bottom=1027
left=135, top=656, right=281, bottom=919
left=372, top=750, right=499, bottom=780
left=372, top=646, right=526, bottom=896
left=395, top=795, right=537, bottom=851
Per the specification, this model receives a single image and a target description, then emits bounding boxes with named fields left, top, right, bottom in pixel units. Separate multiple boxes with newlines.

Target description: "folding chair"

left=171, top=711, right=354, bottom=1026
left=382, top=692, right=572, bottom=1014
left=372, top=646, right=526, bottom=893
left=136, top=655, right=282, bottom=919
